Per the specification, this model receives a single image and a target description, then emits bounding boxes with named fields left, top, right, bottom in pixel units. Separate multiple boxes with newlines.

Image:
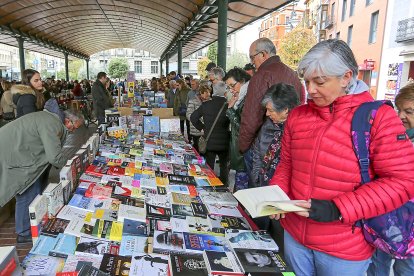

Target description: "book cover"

left=41, top=217, right=70, bottom=237
left=129, top=253, right=169, bottom=276
left=85, top=163, right=110, bottom=177
left=77, top=263, right=109, bottom=276
left=186, top=216, right=218, bottom=235
left=171, top=204, right=194, bottom=218
left=143, top=116, right=160, bottom=134
left=79, top=173, right=102, bottom=184
left=64, top=217, right=94, bottom=237
left=145, top=193, right=171, bottom=208
left=62, top=254, right=103, bottom=272
left=119, top=235, right=148, bottom=256
left=21, top=254, right=65, bottom=275
left=160, top=118, right=180, bottom=133
left=171, top=193, right=193, bottom=206
left=59, top=166, right=73, bottom=190
left=191, top=202, right=208, bottom=218
left=168, top=252, right=208, bottom=276
left=156, top=220, right=172, bottom=231
left=146, top=204, right=172, bottom=219
left=203, top=250, right=243, bottom=275
left=199, top=190, right=239, bottom=207
left=168, top=174, right=196, bottom=185
left=152, top=231, right=184, bottom=254
left=122, top=218, right=148, bottom=237
left=29, top=235, right=58, bottom=256
left=75, top=236, right=120, bottom=257
left=49, top=233, right=78, bottom=258
left=170, top=217, right=190, bottom=233
left=99, top=254, right=132, bottom=275
left=233, top=249, right=292, bottom=274
left=93, top=209, right=118, bottom=221
left=109, top=221, right=123, bottom=242
left=68, top=194, right=92, bottom=211
left=208, top=215, right=251, bottom=231
left=43, top=182, right=64, bottom=217
left=85, top=184, right=113, bottom=199
left=61, top=180, right=72, bottom=205
left=205, top=203, right=243, bottom=218
left=28, top=194, right=49, bottom=244
left=183, top=232, right=228, bottom=253
left=57, top=205, right=88, bottom=221
left=225, top=230, right=279, bottom=252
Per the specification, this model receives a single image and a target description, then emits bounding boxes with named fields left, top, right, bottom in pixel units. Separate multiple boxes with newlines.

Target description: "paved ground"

left=0, top=121, right=96, bottom=262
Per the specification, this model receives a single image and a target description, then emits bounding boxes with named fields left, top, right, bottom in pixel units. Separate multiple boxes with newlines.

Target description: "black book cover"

left=169, top=252, right=208, bottom=276
left=41, top=218, right=70, bottom=237
left=190, top=202, right=208, bottom=218
left=99, top=253, right=132, bottom=275
left=78, top=263, right=109, bottom=276
left=234, top=249, right=292, bottom=274
left=146, top=204, right=172, bottom=218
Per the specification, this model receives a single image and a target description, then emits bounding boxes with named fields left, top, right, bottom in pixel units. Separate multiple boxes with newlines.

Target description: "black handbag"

left=198, top=102, right=226, bottom=154
left=2, top=112, right=15, bottom=121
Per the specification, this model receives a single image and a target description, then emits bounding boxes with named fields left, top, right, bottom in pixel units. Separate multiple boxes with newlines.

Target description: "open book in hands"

left=233, top=185, right=309, bottom=218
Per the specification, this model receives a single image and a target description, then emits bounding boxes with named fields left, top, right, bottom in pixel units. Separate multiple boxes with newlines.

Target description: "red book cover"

left=107, top=166, right=125, bottom=176
left=85, top=184, right=113, bottom=199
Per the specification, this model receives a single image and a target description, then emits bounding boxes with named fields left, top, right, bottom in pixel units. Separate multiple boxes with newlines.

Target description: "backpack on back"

left=351, top=100, right=414, bottom=259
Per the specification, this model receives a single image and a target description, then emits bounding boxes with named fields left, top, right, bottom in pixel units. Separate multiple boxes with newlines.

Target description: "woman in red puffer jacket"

left=269, top=39, right=414, bottom=276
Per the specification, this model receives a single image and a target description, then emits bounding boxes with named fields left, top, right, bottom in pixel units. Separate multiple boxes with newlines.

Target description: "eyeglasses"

left=249, top=51, right=262, bottom=62
left=226, top=81, right=238, bottom=90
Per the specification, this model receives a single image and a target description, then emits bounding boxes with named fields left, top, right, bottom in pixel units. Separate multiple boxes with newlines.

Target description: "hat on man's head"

left=205, top=62, right=217, bottom=72
left=244, top=63, right=255, bottom=71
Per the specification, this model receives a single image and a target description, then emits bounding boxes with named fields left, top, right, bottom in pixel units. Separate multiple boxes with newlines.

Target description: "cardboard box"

left=151, top=108, right=174, bottom=119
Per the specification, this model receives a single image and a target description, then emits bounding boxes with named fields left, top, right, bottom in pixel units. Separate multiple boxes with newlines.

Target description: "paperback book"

left=225, top=230, right=279, bottom=251
left=129, top=253, right=169, bottom=276
left=28, top=194, right=49, bottom=244
left=183, top=232, right=228, bottom=253
left=168, top=252, right=208, bottom=276
left=203, top=250, right=243, bottom=275
left=152, top=230, right=185, bottom=254
left=233, top=249, right=293, bottom=274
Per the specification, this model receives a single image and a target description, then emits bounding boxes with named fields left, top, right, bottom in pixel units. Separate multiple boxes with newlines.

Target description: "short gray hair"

left=297, top=39, right=358, bottom=91
left=213, top=81, right=227, bottom=97
left=64, top=109, right=84, bottom=124
left=169, top=80, right=176, bottom=86
left=254, top=38, right=276, bottom=56
left=261, top=83, right=299, bottom=112
left=209, top=67, right=225, bottom=80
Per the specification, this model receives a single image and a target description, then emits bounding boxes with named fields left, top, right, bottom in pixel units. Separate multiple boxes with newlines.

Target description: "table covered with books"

left=15, top=113, right=294, bottom=276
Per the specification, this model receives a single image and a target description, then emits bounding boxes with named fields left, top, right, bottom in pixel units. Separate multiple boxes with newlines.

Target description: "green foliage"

left=56, top=69, right=66, bottom=80
left=69, top=59, right=84, bottom=80
left=279, top=26, right=317, bottom=71
left=226, top=52, right=249, bottom=71
left=77, top=60, right=105, bottom=80
left=207, top=42, right=217, bottom=64
left=108, top=57, right=129, bottom=79
left=197, top=57, right=212, bottom=79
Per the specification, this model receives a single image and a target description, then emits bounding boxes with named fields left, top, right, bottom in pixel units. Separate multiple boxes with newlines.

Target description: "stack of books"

left=22, top=115, right=293, bottom=276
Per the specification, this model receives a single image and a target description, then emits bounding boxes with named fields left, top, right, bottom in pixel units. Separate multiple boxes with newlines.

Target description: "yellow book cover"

left=125, top=167, right=139, bottom=176
left=131, top=187, right=144, bottom=199
left=208, top=177, right=224, bottom=186
left=135, top=161, right=143, bottom=169
left=155, top=177, right=168, bottom=187
left=109, top=221, right=123, bottom=241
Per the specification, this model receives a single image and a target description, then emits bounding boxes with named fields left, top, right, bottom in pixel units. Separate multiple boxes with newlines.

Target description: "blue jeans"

left=15, top=178, right=43, bottom=236
left=284, top=231, right=371, bottom=276
left=367, top=249, right=414, bottom=276
left=243, top=147, right=254, bottom=188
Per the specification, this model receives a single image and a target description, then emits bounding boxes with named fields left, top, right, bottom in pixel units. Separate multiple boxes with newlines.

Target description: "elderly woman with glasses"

left=268, top=39, right=414, bottom=275
left=223, top=67, right=251, bottom=191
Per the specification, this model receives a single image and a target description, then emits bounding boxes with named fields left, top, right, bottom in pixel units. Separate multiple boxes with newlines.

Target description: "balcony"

left=319, top=29, right=327, bottom=41
left=322, top=16, right=334, bottom=29
left=396, top=17, right=414, bottom=42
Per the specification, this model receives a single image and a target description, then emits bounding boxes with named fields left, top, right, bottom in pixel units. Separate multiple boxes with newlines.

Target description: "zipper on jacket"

left=303, top=104, right=335, bottom=243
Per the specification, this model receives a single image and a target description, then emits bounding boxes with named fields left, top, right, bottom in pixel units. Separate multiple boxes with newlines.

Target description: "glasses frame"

left=249, top=51, right=262, bottom=62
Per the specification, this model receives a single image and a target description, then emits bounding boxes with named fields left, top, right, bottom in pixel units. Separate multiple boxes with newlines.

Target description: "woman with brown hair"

left=12, top=69, right=44, bottom=118
left=174, top=78, right=191, bottom=142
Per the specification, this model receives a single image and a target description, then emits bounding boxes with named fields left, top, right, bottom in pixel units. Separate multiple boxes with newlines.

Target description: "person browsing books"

left=0, top=108, right=83, bottom=243
left=268, top=39, right=414, bottom=275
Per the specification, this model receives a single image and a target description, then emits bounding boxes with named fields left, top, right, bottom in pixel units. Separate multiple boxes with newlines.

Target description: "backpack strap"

left=351, top=100, right=393, bottom=184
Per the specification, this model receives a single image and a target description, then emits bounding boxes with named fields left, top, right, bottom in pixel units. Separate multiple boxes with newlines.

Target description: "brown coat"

left=239, top=55, right=304, bottom=153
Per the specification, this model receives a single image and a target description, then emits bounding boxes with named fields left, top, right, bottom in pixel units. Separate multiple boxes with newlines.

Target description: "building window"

left=336, top=32, right=340, bottom=39
left=342, top=0, right=347, bottom=21
left=286, top=16, right=290, bottom=25
left=369, top=11, right=379, bottom=43
left=197, top=50, right=203, bottom=57
left=347, top=25, right=353, bottom=47
left=151, top=61, right=158, bottom=74
left=183, top=62, right=190, bottom=70
left=134, top=61, right=142, bottom=74
left=350, top=0, right=355, bottom=16
left=366, top=0, right=373, bottom=6
left=276, top=17, right=279, bottom=25
left=331, top=2, right=336, bottom=21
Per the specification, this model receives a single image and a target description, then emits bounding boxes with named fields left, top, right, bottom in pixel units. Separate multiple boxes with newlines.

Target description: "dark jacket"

left=11, top=84, right=37, bottom=118
left=239, top=55, right=304, bottom=153
left=166, top=89, right=176, bottom=109
left=92, top=80, right=112, bottom=119
left=174, top=87, right=190, bottom=120
left=190, top=96, right=230, bottom=152
left=227, top=98, right=245, bottom=171
left=251, top=118, right=280, bottom=187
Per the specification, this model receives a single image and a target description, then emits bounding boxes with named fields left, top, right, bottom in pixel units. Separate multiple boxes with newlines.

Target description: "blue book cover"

left=143, top=116, right=160, bottom=134
left=49, top=233, right=77, bottom=258
left=194, top=178, right=211, bottom=187
left=68, top=194, right=91, bottom=210
left=119, top=235, right=148, bottom=256
left=29, top=235, right=58, bottom=256
left=183, top=232, right=228, bottom=252
left=122, top=218, right=148, bottom=236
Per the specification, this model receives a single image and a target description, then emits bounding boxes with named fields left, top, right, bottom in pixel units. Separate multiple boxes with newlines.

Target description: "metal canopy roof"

left=0, top=0, right=291, bottom=60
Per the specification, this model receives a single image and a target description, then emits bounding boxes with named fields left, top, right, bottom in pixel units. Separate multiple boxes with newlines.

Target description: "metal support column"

left=177, top=41, right=182, bottom=76
left=86, top=59, right=90, bottom=80
left=160, top=60, right=163, bottom=77
left=166, top=54, right=169, bottom=74
left=64, top=53, right=69, bottom=81
left=17, top=37, right=25, bottom=80
left=217, top=0, right=228, bottom=70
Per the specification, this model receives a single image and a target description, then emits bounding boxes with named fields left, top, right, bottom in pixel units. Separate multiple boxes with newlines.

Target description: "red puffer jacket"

left=270, top=91, right=414, bottom=261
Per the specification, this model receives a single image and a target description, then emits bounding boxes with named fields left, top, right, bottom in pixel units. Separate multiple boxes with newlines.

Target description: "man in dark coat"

left=91, top=72, right=112, bottom=125
left=239, top=38, right=304, bottom=186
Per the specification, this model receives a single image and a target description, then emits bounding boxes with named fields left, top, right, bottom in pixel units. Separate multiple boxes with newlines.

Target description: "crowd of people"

left=1, top=37, right=414, bottom=275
